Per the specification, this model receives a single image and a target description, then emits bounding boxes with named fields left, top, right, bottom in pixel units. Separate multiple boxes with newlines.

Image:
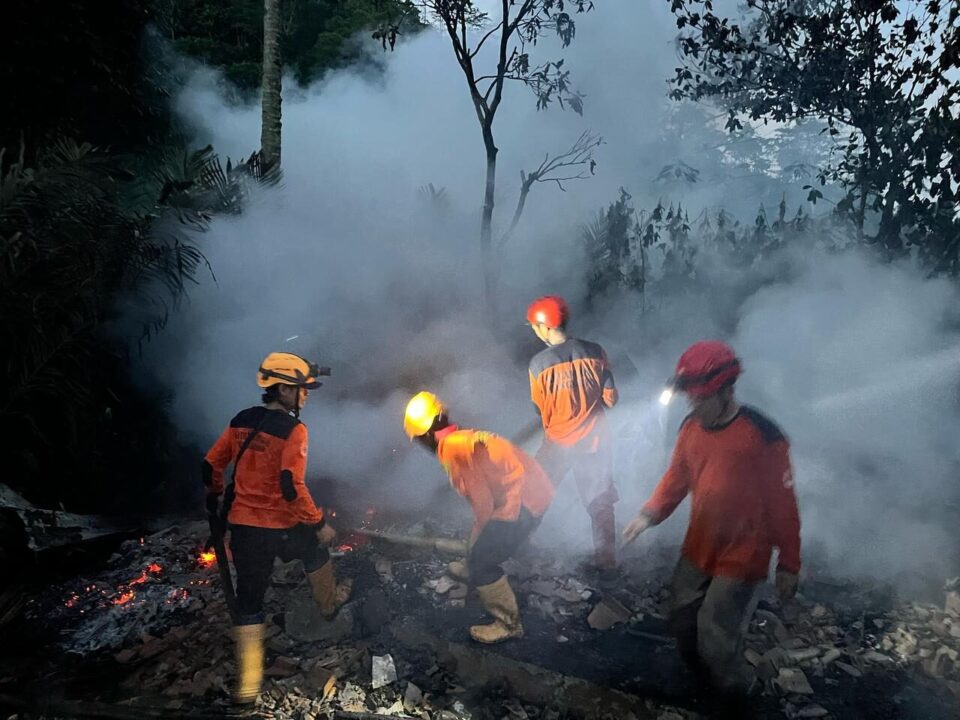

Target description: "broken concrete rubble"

left=6, top=519, right=960, bottom=720
left=372, top=654, right=398, bottom=689
left=587, top=596, right=632, bottom=631
left=774, top=667, right=814, bottom=695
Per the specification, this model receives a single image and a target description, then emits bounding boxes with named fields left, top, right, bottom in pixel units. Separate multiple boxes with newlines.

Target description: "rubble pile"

left=736, top=578, right=960, bottom=718
left=24, top=525, right=213, bottom=654
left=4, top=523, right=959, bottom=719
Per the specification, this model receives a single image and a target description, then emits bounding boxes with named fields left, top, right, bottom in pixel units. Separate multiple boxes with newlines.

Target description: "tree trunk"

left=260, top=0, right=282, bottom=168
left=480, top=125, right=498, bottom=324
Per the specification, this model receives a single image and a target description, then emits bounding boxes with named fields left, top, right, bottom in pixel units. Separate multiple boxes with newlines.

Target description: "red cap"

left=672, top=340, right=741, bottom=398
left=526, top=295, right=569, bottom=329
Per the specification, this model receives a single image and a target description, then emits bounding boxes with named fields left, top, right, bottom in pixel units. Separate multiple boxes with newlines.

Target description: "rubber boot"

left=447, top=559, right=470, bottom=582
left=469, top=576, right=524, bottom=644
left=232, top=623, right=264, bottom=704
left=590, top=503, right=617, bottom=573
left=306, top=560, right=352, bottom=618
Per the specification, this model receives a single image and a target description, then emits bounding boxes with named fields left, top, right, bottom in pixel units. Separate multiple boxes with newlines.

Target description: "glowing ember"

left=147, top=562, right=162, bottom=574
left=335, top=530, right=371, bottom=554
left=114, top=591, right=136, bottom=606
left=198, top=551, right=217, bottom=568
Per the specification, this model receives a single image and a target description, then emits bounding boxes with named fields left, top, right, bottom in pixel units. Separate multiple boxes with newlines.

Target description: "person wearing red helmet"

left=526, top=295, right=619, bottom=578
left=622, top=340, right=801, bottom=697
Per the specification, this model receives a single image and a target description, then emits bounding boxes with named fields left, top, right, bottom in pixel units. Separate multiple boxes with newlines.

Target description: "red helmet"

left=526, top=295, right=569, bottom=329
left=671, top=340, right=741, bottom=398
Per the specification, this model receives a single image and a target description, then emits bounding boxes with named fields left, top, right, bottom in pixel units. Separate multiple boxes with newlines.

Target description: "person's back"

left=529, top=337, right=616, bottom=447
left=207, top=405, right=319, bottom=529
left=437, top=428, right=554, bottom=540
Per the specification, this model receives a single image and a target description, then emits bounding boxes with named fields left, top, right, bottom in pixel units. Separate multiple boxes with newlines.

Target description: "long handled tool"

left=350, top=528, right=467, bottom=556
left=204, top=520, right=239, bottom=624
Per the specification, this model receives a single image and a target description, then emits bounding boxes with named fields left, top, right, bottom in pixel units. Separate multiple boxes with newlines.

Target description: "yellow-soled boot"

left=447, top=559, right=470, bottom=581
left=232, top=623, right=264, bottom=704
left=307, top=560, right=353, bottom=618
left=469, top=575, right=524, bottom=644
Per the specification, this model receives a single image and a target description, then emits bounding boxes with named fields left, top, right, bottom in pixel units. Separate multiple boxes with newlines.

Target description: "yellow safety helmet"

left=403, top=391, right=445, bottom=439
left=257, top=352, right=329, bottom=389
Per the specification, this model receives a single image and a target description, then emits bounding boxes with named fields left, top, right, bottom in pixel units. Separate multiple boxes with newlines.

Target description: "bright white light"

left=659, top=388, right=674, bottom=406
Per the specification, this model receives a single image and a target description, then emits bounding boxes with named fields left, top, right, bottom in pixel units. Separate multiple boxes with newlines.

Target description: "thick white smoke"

left=134, top=2, right=960, bottom=590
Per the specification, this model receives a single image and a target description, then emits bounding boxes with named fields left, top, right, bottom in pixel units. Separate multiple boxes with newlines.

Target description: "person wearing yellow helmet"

left=403, top=391, right=555, bottom=644
left=202, top=352, right=352, bottom=705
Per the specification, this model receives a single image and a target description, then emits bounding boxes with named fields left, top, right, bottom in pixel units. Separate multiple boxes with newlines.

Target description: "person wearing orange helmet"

left=404, top=391, right=554, bottom=644
left=526, top=295, right=619, bottom=578
left=622, top=341, right=801, bottom=697
left=202, top=352, right=352, bottom=705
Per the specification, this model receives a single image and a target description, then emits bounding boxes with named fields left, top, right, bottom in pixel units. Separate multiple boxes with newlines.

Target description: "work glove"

left=316, top=524, right=337, bottom=547
left=776, top=570, right=799, bottom=601
left=621, top=511, right=653, bottom=545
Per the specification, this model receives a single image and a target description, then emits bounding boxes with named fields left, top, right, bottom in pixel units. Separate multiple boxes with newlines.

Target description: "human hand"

left=316, top=524, right=337, bottom=546
left=622, top=512, right=652, bottom=545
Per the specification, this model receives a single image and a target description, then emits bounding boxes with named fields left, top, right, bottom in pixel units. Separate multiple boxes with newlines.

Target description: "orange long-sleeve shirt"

left=204, top=406, right=323, bottom=529
left=436, top=427, right=555, bottom=543
left=528, top=338, right=617, bottom=449
left=643, top=406, right=801, bottom=582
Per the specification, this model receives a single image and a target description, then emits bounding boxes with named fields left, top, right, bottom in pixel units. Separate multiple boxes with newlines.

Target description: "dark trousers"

left=535, top=440, right=618, bottom=568
left=230, top=523, right=329, bottom=625
left=668, top=557, right=760, bottom=694
left=468, top=508, right=540, bottom=586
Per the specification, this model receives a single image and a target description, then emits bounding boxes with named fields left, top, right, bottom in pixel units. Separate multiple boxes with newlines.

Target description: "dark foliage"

left=666, top=0, right=960, bottom=272
left=150, top=0, right=423, bottom=91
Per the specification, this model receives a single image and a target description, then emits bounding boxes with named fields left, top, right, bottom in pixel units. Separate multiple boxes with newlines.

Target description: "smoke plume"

left=133, top=1, right=960, bottom=591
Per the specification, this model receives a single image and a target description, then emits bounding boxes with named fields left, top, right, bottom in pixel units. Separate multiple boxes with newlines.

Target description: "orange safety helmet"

left=257, top=352, right=329, bottom=389
left=526, top=295, right=569, bottom=329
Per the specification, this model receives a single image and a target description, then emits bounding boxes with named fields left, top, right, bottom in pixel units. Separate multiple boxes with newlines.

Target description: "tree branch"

left=497, top=131, right=603, bottom=250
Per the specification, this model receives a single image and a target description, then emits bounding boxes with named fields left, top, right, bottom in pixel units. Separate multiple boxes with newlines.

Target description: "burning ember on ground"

left=331, top=506, right=377, bottom=554
left=63, top=563, right=165, bottom=609
left=197, top=551, right=217, bottom=568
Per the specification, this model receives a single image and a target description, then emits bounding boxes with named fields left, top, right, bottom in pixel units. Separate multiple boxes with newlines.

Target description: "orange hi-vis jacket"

left=529, top=338, right=617, bottom=450
left=204, top=406, right=324, bottom=529
left=436, top=426, right=555, bottom=543
left=642, top=406, right=801, bottom=583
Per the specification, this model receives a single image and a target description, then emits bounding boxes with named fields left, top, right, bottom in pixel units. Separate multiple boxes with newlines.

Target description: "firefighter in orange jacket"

left=203, top=352, right=352, bottom=704
left=404, top=391, right=555, bottom=644
left=526, top=295, right=619, bottom=575
left=623, top=341, right=801, bottom=696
